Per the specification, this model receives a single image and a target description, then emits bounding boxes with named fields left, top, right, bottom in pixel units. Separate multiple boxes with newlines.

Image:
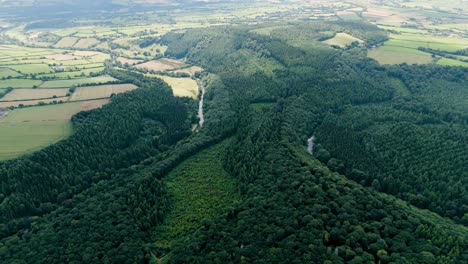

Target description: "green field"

left=39, top=76, right=118, bottom=88
left=368, top=45, right=433, bottom=65
left=437, top=58, right=468, bottom=67
left=153, top=141, right=240, bottom=252
left=387, top=34, right=468, bottom=52
left=0, top=78, right=42, bottom=88
left=8, top=64, right=52, bottom=74
left=0, top=67, right=21, bottom=78
left=0, top=100, right=108, bottom=160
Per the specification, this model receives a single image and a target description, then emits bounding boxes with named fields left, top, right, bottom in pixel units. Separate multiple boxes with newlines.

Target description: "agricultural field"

left=0, top=79, right=42, bottom=88
left=368, top=45, right=433, bottom=65
left=0, top=88, right=69, bottom=101
left=69, top=84, right=138, bottom=101
left=117, top=57, right=143, bottom=66
left=54, top=37, right=79, bottom=48
left=323, top=32, right=363, bottom=48
left=0, top=68, right=21, bottom=78
left=135, top=58, right=186, bottom=71
left=73, top=38, right=100, bottom=49
left=170, top=66, right=204, bottom=77
left=39, top=76, right=118, bottom=88
left=147, top=74, right=198, bottom=98
left=8, top=64, right=52, bottom=75
left=0, top=97, right=69, bottom=108
left=437, top=58, right=468, bottom=67
left=0, top=99, right=108, bottom=160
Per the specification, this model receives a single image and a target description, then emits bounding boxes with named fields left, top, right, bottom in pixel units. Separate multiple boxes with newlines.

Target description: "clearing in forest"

left=153, top=141, right=241, bottom=253
left=0, top=99, right=108, bottom=160
left=170, top=66, right=204, bottom=77
left=147, top=74, right=198, bottom=98
left=135, top=58, right=186, bottom=71
left=324, top=33, right=364, bottom=48
left=70, top=83, right=138, bottom=101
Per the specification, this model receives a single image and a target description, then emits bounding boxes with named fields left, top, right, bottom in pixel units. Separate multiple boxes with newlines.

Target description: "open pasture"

left=387, top=34, right=468, bottom=52
left=70, top=84, right=138, bottom=101
left=8, top=64, right=52, bottom=75
left=170, top=66, right=204, bottom=77
left=324, top=33, right=363, bottom=48
left=73, top=38, right=100, bottom=48
left=0, top=97, right=69, bottom=108
left=0, top=79, right=42, bottom=89
left=148, top=74, right=198, bottom=99
left=437, top=58, right=468, bottom=67
left=368, top=45, right=433, bottom=65
left=0, top=99, right=108, bottom=160
left=39, top=76, right=118, bottom=88
left=55, top=37, right=79, bottom=48
left=0, top=88, right=69, bottom=101
left=0, top=68, right=21, bottom=78
left=135, top=58, right=186, bottom=71
left=117, top=57, right=143, bottom=66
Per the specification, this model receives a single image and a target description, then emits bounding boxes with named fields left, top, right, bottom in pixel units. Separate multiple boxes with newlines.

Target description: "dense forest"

left=1, top=21, right=467, bottom=263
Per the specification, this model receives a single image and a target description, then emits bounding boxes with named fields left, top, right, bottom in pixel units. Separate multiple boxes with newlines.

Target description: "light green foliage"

left=153, top=141, right=240, bottom=248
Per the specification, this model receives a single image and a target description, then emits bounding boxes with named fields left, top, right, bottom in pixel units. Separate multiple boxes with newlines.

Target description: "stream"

left=307, top=136, right=315, bottom=155
left=197, top=79, right=205, bottom=128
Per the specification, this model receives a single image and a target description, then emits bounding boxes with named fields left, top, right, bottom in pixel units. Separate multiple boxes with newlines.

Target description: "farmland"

left=69, top=84, right=138, bottom=101
left=0, top=88, right=69, bottom=101
left=39, top=76, right=118, bottom=88
left=368, top=45, right=434, bottom=65
left=147, top=74, right=198, bottom=98
left=0, top=99, right=108, bottom=160
left=135, top=58, right=186, bottom=71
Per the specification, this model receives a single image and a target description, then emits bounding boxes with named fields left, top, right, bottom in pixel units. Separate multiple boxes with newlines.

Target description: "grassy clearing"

left=0, top=88, right=69, bottom=101
left=387, top=34, right=468, bottom=52
left=147, top=74, right=198, bottom=98
left=135, top=58, right=186, bottom=71
left=437, top=58, right=468, bottom=67
left=0, top=99, right=108, bottom=160
left=324, top=32, right=363, bottom=48
left=0, top=68, right=21, bottom=78
left=368, top=45, right=433, bottom=65
left=70, top=84, right=138, bottom=101
left=0, top=79, right=42, bottom=88
left=153, top=141, right=241, bottom=251
left=39, top=76, right=118, bottom=88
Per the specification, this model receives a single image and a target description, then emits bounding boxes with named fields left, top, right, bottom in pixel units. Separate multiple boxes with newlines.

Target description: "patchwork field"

left=0, top=88, right=69, bottom=101
left=39, top=76, right=118, bottom=88
left=135, top=58, right=186, bottom=71
left=69, top=84, right=138, bottom=101
left=0, top=99, right=108, bottom=160
left=148, top=74, right=198, bottom=98
left=324, top=32, right=364, bottom=48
